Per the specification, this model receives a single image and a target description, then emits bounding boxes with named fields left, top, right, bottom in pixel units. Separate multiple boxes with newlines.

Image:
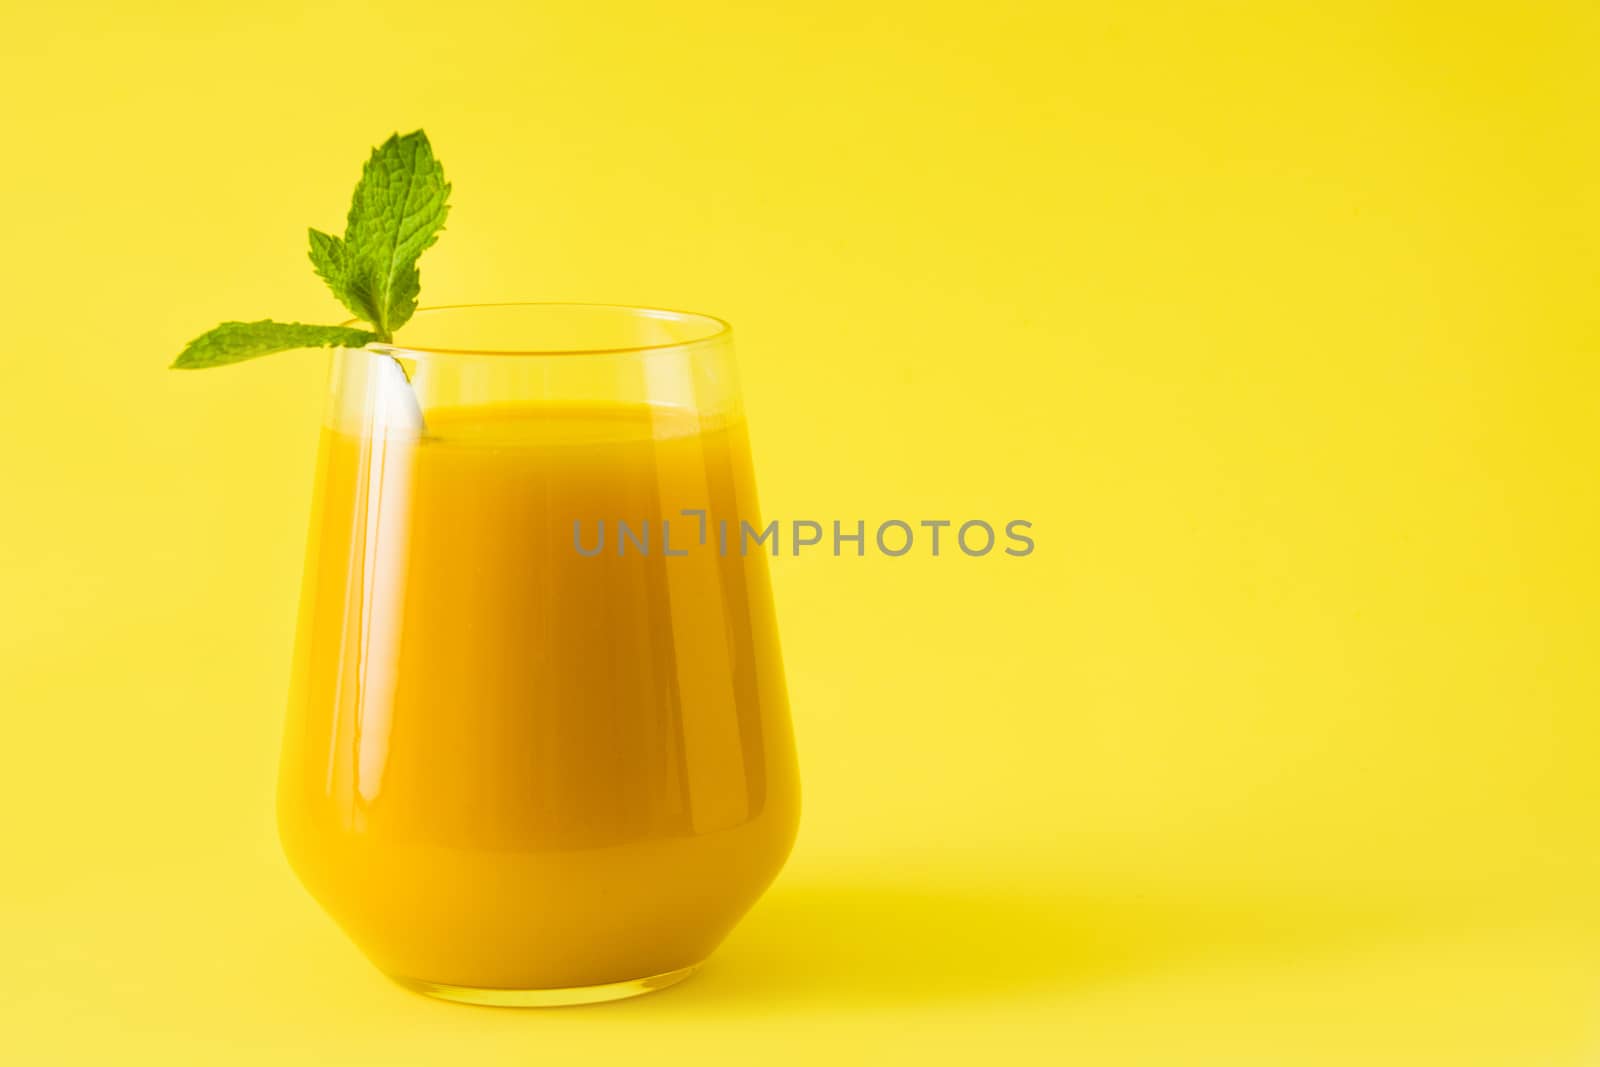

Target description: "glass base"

left=391, top=963, right=700, bottom=1007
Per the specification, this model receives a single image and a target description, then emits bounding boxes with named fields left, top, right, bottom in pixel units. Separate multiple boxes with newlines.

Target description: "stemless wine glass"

left=277, top=304, right=801, bottom=1006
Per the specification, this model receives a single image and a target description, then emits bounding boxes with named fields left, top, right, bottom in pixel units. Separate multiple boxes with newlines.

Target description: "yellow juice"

left=278, top=402, right=800, bottom=992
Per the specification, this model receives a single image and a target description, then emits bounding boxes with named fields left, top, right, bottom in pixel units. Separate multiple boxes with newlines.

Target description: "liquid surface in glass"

left=278, top=401, right=800, bottom=990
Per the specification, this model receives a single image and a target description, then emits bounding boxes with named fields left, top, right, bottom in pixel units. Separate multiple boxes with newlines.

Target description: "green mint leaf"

left=339, top=130, right=450, bottom=339
left=171, top=321, right=376, bottom=370
left=307, top=228, right=377, bottom=325
left=170, top=129, right=448, bottom=370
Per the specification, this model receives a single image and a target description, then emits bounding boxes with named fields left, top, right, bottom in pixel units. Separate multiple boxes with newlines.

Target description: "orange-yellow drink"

left=278, top=401, right=800, bottom=998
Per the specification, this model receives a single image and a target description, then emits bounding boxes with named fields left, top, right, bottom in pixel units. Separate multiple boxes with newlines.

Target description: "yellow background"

left=3, top=1, right=1598, bottom=1063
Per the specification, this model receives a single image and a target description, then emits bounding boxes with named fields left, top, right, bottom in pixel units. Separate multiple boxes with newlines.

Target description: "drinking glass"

left=277, top=304, right=801, bottom=1005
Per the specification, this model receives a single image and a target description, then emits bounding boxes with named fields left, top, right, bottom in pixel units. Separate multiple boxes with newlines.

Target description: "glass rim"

left=350, top=302, right=733, bottom=359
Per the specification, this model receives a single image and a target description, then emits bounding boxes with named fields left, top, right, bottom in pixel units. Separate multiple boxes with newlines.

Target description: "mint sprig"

left=171, top=130, right=450, bottom=370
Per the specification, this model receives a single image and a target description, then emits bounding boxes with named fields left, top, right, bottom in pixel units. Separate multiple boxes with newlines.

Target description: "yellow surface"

left=1, top=1, right=1597, bottom=1063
